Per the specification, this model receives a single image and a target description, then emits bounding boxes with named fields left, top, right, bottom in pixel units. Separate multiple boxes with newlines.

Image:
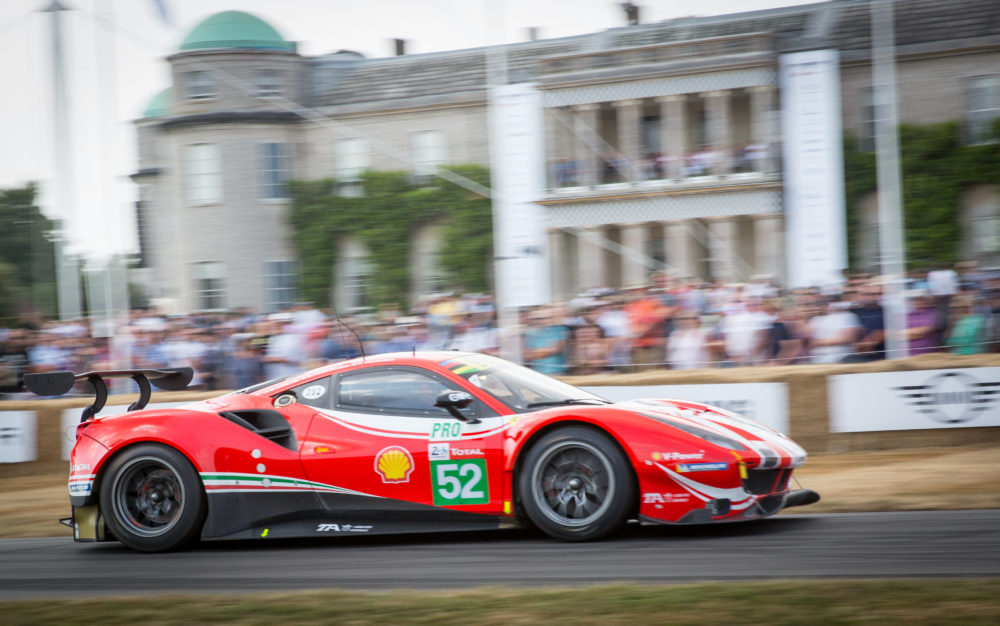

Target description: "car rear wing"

left=22, top=368, right=194, bottom=422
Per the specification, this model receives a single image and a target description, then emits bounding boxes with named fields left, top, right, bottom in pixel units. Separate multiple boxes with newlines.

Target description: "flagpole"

left=43, top=0, right=82, bottom=321
left=871, top=0, right=908, bottom=359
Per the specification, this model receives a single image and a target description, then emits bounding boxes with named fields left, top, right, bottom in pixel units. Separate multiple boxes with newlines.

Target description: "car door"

left=298, top=365, right=508, bottom=523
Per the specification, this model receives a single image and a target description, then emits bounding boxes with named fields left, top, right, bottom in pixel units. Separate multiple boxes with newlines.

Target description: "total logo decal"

left=428, top=443, right=484, bottom=461
left=375, top=446, right=414, bottom=483
left=642, top=492, right=691, bottom=505
left=316, top=523, right=372, bottom=533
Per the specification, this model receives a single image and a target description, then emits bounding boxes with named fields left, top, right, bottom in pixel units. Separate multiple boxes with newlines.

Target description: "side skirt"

left=201, top=491, right=502, bottom=541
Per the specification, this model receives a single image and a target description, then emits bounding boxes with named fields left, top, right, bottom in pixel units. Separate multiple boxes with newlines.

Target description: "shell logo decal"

left=375, top=446, right=414, bottom=483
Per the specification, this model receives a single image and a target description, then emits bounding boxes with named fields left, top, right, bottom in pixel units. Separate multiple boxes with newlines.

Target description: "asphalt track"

left=0, top=509, right=997, bottom=598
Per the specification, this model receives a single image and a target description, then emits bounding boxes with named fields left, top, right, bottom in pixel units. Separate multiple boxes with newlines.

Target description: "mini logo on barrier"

left=893, top=371, right=1000, bottom=424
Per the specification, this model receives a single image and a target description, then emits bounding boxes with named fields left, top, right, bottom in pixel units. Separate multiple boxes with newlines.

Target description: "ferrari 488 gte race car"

left=26, top=352, right=818, bottom=552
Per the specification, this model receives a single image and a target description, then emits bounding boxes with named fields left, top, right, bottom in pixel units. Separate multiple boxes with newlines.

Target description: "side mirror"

left=435, top=390, right=478, bottom=424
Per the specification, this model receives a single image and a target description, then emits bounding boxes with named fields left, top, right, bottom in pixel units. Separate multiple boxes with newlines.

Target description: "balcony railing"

left=546, top=143, right=781, bottom=192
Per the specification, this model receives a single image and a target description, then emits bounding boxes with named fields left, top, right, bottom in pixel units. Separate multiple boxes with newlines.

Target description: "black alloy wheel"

left=518, top=426, right=633, bottom=541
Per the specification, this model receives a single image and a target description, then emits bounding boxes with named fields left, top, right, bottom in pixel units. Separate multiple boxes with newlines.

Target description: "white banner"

left=488, top=83, right=550, bottom=307
left=829, top=368, right=1000, bottom=432
left=0, top=411, right=37, bottom=463
left=582, top=383, right=789, bottom=435
left=780, top=49, right=847, bottom=288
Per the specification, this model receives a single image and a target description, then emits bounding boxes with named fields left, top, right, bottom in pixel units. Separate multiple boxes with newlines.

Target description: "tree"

left=288, top=166, right=494, bottom=309
left=843, top=120, right=1000, bottom=270
left=0, top=184, right=58, bottom=322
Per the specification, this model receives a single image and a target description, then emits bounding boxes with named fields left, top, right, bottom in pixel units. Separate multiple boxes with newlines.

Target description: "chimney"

left=525, top=26, right=540, bottom=41
left=393, top=38, right=406, bottom=56
left=621, top=2, right=640, bottom=26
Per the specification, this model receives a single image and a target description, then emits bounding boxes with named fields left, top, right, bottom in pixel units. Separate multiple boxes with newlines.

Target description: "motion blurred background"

left=1, top=0, right=999, bottom=385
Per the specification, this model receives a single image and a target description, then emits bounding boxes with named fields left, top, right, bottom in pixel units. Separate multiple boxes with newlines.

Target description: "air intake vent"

left=219, top=409, right=297, bottom=451
left=743, top=469, right=790, bottom=495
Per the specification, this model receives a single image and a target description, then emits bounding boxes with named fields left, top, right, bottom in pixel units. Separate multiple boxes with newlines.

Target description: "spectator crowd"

left=2, top=263, right=999, bottom=395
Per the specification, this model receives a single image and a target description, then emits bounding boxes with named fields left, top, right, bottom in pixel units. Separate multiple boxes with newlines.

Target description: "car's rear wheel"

left=518, top=427, right=633, bottom=541
left=99, top=444, right=205, bottom=552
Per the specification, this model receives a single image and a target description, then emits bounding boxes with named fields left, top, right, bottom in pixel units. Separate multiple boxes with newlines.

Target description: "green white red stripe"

left=200, top=472, right=378, bottom=498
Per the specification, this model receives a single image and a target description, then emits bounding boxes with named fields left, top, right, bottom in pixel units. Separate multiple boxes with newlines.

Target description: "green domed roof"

left=142, top=88, right=171, bottom=118
left=179, top=11, right=295, bottom=52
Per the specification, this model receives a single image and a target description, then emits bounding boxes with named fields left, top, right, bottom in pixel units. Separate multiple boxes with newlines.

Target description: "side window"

left=287, top=376, right=332, bottom=410
left=336, top=368, right=461, bottom=416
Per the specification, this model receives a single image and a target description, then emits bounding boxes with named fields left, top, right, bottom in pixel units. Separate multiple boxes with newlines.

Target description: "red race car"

left=26, top=352, right=818, bottom=552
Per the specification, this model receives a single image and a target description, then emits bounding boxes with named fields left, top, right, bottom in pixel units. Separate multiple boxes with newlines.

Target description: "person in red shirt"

left=623, top=284, right=671, bottom=371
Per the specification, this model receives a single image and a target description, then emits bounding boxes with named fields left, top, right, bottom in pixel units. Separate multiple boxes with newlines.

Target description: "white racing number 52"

left=431, top=459, right=489, bottom=505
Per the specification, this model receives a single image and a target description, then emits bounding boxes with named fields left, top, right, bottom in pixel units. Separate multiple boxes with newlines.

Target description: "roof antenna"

left=328, top=299, right=365, bottom=361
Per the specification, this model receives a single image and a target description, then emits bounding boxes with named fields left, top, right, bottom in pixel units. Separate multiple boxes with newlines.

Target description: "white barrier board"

left=582, top=383, right=789, bottom=434
left=829, top=367, right=1000, bottom=432
left=0, top=411, right=37, bottom=463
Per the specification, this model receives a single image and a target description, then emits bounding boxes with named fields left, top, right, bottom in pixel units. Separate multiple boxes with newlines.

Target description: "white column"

left=548, top=229, right=568, bottom=300
left=659, top=95, right=686, bottom=179
left=707, top=218, right=738, bottom=283
left=613, top=99, right=643, bottom=181
left=575, top=227, right=605, bottom=290
left=573, top=104, right=600, bottom=186
left=665, top=221, right=697, bottom=279
left=749, top=85, right=777, bottom=173
left=736, top=218, right=756, bottom=281
left=703, top=90, right=732, bottom=175
left=620, top=223, right=649, bottom=287
left=753, top=214, right=785, bottom=283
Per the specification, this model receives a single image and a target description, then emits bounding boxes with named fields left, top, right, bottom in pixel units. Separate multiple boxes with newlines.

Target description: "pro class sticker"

left=429, top=421, right=462, bottom=441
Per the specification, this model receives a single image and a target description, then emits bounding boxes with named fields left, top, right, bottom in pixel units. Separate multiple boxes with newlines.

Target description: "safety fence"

left=2, top=354, right=999, bottom=479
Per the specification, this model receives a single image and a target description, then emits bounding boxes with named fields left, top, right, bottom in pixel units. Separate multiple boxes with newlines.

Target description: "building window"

left=411, top=129, right=446, bottom=183
left=263, top=260, right=298, bottom=313
left=185, top=71, right=213, bottom=100
left=974, top=216, right=1000, bottom=255
left=345, top=256, right=371, bottom=312
left=193, top=261, right=225, bottom=311
left=184, top=143, right=221, bottom=205
left=965, top=76, right=1000, bottom=144
left=334, top=137, right=369, bottom=197
left=255, top=69, right=282, bottom=97
left=259, top=142, right=290, bottom=199
left=859, top=88, right=876, bottom=151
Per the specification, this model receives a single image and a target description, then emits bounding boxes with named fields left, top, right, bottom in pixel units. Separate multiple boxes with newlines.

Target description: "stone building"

left=134, top=1, right=1000, bottom=313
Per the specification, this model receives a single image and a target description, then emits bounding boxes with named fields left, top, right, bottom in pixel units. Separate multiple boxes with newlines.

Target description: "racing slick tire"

left=99, top=444, right=206, bottom=552
left=519, top=426, right=634, bottom=542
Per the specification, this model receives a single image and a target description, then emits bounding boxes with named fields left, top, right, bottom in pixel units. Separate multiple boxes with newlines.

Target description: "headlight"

left=639, top=412, right=749, bottom=451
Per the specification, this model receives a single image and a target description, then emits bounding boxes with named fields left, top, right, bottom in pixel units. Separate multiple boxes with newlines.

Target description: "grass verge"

left=3, top=580, right=1000, bottom=625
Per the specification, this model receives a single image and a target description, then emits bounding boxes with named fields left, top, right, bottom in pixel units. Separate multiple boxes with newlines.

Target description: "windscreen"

left=440, top=354, right=607, bottom=412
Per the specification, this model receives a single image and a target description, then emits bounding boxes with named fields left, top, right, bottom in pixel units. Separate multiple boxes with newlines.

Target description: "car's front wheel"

left=99, top=444, right=206, bottom=552
left=518, top=427, right=634, bottom=541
